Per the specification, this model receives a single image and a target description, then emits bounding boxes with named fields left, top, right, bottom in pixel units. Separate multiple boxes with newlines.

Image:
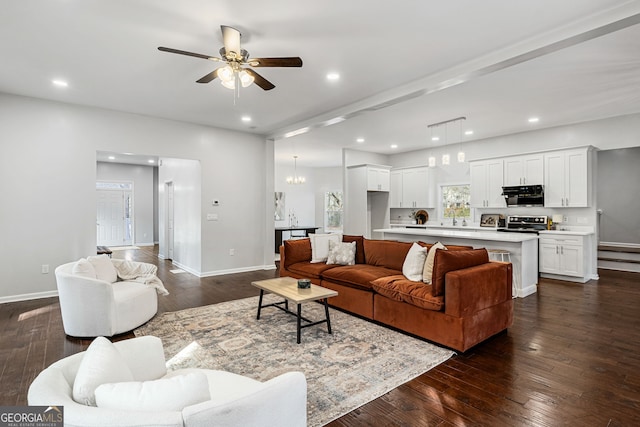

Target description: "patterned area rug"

left=135, top=295, right=454, bottom=426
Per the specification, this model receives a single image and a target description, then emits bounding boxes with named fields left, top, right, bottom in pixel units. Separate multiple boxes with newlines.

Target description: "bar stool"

left=487, top=249, right=516, bottom=298
left=487, top=249, right=511, bottom=263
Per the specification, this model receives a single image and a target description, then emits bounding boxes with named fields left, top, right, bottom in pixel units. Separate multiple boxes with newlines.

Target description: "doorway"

left=96, top=182, right=133, bottom=246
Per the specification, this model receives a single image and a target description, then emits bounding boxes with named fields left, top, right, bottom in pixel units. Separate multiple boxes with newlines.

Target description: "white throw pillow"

left=423, top=242, right=447, bottom=284
left=87, top=254, right=118, bottom=283
left=95, top=373, right=210, bottom=412
left=73, top=337, right=134, bottom=406
left=326, top=240, right=356, bottom=265
left=72, top=258, right=97, bottom=279
left=309, top=233, right=342, bottom=263
left=402, top=242, right=427, bottom=282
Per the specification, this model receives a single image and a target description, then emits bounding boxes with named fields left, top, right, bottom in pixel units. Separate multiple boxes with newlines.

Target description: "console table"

left=275, top=226, right=320, bottom=253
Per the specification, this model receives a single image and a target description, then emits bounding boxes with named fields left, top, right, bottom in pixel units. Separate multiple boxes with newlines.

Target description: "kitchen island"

left=374, top=227, right=539, bottom=298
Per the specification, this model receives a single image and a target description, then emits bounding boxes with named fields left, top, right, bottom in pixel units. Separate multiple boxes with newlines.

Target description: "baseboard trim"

left=199, top=264, right=276, bottom=278
left=0, top=290, right=58, bottom=305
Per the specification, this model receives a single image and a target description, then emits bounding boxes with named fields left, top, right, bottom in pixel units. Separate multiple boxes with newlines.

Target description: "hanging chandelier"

left=286, top=155, right=305, bottom=184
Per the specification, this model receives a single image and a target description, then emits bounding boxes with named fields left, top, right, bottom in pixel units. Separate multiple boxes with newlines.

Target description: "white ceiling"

left=2, top=1, right=640, bottom=167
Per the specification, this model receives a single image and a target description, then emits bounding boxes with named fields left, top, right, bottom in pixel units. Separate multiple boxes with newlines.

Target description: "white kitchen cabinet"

left=544, top=148, right=589, bottom=207
left=389, top=170, right=402, bottom=208
left=539, top=233, right=588, bottom=281
left=389, top=166, right=433, bottom=208
left=470, top=159, right=505, bottom=208
left=503, top=154, right=543, bottom=186
left=367, top=166, right=390, bottom=191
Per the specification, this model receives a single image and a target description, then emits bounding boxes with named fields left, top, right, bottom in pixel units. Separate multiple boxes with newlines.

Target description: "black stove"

left=497, top=215, right=548, bottom=234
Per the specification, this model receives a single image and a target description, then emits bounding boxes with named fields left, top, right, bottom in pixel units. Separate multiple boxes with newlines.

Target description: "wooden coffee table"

left=251, top=277, right=338, bottom=344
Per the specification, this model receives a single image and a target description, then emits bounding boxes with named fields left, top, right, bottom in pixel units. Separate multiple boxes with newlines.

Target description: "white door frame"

left=164, top=181, right=174, bottom=260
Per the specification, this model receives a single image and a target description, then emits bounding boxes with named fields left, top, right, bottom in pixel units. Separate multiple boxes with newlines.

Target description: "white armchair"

left=27, top=336, right=307, bottom=427
left=55, top=256, right=161, bottom=337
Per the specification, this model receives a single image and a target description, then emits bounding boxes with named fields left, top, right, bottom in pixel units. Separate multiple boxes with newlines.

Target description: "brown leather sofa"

left=279, top=235, right=513, bottom=352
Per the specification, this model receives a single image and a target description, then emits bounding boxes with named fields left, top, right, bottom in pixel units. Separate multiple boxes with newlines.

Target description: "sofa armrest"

left=279, top=244, right=286, bottom=276
left=182, top=371, right=307, bottom=427
left=444, top=261, right=512, bottom=318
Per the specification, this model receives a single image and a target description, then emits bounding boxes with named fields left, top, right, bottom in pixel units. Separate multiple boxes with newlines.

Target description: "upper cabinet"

left=367, top=166, right=390, bottom=192
left=503, top=154, right=544, bottom=186
left=390, top=166, right=434, bottom=208
left=470, top=159, right=505, bottom=208
left=544, top=148, right=590, bottom=207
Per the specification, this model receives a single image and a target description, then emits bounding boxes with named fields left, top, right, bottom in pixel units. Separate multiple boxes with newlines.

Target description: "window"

left=324, top=191, right=343, bottom=232
left=441, top=184, right=471, bottom=219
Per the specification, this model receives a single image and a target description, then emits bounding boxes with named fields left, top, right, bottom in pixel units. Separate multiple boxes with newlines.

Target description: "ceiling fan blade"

left=249, top=57, right=303, bottom=67
left=244, top=68, right=275, bottom=91
left=158, top=46, right=221, bottom=62
left=196, top=69, right=220, bottom=84
left=220, top=25, right=242, bottom=56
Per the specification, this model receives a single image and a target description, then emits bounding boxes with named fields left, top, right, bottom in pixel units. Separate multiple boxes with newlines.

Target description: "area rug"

left=134, top=294, right=454, bottom=426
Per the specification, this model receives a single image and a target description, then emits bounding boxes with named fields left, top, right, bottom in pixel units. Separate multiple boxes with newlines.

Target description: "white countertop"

left=375, top=228, right=539, bottom=242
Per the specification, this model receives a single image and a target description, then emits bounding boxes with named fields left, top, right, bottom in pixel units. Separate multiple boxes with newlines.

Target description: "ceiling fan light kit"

left=158, top=25, right=302, bottom=95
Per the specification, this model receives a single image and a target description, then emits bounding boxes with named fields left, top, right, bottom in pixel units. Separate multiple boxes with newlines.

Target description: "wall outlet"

left=563, top=215, right=568, bottom=223
left=41, top=264, right=49, bottom=274
left=229, top=249, right=235, bottom=256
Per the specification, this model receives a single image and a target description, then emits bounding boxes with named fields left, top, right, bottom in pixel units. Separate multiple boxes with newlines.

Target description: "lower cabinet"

left=539, top=233, right=589, bottom=282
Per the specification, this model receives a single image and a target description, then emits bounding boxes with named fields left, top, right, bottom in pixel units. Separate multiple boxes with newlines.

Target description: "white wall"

left=314, top=167, right=343, bottom=232
left=274, top=164, right=315, bottom=228
left=96, top=162, right=155, bottom=245
left=273, top=165, right=343, bottom=234
left=0, top=93, right=271, bottom=301
left=158, top=158, right=202, bottom=273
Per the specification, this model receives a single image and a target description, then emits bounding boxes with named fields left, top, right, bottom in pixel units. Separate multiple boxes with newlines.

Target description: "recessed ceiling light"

left=528, top=117, right=540, bottom=123
left=431, top=136, right=440, bottom=142
left=52, top=79, right=68, bottom=88
left=464, top=130, right=474, bottom=135
left=326, top=72, right=340, bottom=81
left=148, top=159, right=155, bottom=164
left=108, top=156, right=115, bottom=160
left=241, top=116, right=251, bottom=122
left=356, top=138, right=365, bottom=143
left=390, top=144, right=398, bottom=149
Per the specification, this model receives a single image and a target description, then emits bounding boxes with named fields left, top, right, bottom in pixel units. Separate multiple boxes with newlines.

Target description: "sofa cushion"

left=287, top=261, right=340, bottom=280
left=73, top=337, right=135, bottom=406
left=327, top=240, right=356, bottom=265
left=95, top=372, right=210, bottom=412
left=321, top=264, right=402, bottom=291
left=283, top=238, right=312, bottom=269
left=423, top=242, right=447, bottom=284
left=363, top=240, right=413, bottom=271
left=309, top=233, right=342, bottom=263
left=342, top=235, right=366, bottom=264
left=72, top=258, right=97, bottom=279
left=88, top=254, right=118, bottom=283
left=371, top=275, right=444, bottom=311
left=402, top=242, right=427, bottom=282
left=432, top=248, right=489, bottom=297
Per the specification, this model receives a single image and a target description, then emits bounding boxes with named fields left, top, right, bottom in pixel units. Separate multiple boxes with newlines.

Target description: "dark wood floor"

left=1, top=246, right=639, bottom=426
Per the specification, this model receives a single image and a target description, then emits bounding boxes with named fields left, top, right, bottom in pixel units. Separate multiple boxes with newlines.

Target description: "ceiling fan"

left=158, top=25, right=303, bottom=91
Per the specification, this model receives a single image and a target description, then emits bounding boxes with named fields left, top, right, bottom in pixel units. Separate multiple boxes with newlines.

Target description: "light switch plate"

left=206, top=213, right=218, bottom=221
